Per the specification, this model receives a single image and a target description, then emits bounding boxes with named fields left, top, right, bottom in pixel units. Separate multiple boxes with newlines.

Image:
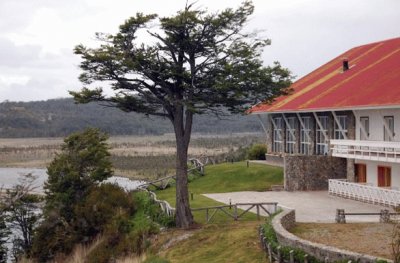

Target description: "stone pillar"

left=346, top=159, right=355, bottom=182
left=346, top=111, right=356, bottom=182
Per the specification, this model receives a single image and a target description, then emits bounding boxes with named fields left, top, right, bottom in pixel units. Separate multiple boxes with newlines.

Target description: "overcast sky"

left=0, top=0, right=399, bottom=102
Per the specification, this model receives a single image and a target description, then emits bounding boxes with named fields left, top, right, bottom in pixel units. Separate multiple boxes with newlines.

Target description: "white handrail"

left=329, top=179, right=400, bottom=207
left=330, top=139, right=400, bottom=163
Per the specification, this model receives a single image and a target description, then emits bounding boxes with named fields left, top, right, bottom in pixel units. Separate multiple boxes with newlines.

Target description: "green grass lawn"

left=160, top=222, right=266, bottom=263
left=155, top=161, right=283, bottom=224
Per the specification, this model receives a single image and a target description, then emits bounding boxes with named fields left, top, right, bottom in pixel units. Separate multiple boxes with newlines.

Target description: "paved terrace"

left=203, top=191, right=391, bottom=222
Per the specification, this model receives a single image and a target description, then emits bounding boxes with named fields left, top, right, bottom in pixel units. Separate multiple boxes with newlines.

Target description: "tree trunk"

left=173, top=107, right=194, bottom=229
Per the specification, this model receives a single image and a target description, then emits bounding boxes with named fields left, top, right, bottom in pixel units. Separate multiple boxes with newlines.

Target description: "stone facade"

left=263, top=111, right=355, bottom=189
left=272, top=209, right=392, bottom=263
left=284, top=155, right=347, bottom=191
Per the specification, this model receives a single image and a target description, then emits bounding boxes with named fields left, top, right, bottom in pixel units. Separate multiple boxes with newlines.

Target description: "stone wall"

left=272, top=209, right=392, bottom=263
left=284, top=155, right=347, bottom=191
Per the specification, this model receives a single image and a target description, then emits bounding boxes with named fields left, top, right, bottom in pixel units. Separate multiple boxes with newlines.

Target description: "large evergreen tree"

left=71, top=1, right=291, bottom=228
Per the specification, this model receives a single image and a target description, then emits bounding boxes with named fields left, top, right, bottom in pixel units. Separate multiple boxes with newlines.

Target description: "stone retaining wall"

left=284, top=155, right=347, bottom=191
left=272, top=209, right=392, bottom=263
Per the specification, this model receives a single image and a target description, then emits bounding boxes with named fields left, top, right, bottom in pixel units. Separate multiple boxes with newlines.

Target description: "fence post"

left=289, top=250, right=294, bottom=263
left=304, top=254, right=308, bottom=263
left=380, top=209, right=390, bottom=223
left=257, top=204, right=260, bottom=220
left=267, top=243, right=272, bottom=263
left=277, top=246, right=282, bottom=263
left=206, top=208, right=209, bottom=223
left=336, top=209, right=346, bottom=223
left=234, top=205, right=238, bottom=221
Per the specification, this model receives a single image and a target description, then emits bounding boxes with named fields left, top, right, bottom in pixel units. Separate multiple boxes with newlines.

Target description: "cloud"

left=0, top=0, right=399, bottom=101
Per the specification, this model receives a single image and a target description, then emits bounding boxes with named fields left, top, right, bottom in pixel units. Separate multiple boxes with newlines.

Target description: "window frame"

left=383, top=116, right=394, bottom=141
left=272, top=117, right=283, bottom=153
left=334, top=115, right=347, bottom=140
left=316, top=116, right=329, bottom=155
left=285, top=117, right=296, bottom=154
left=300, top=116, right=311, bottom=155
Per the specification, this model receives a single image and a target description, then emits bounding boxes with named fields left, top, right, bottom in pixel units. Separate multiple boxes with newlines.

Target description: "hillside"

left=0, top=98, right=263, bottom=138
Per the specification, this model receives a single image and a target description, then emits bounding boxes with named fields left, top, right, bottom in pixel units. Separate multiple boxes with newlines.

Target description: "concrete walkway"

left=203, top=191, right=391, bottom=222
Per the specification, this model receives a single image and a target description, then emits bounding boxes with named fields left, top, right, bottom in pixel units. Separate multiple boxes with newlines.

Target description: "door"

left=355, top=164, right=367, bottom=183
left=377, top=166, right=391, bottom=187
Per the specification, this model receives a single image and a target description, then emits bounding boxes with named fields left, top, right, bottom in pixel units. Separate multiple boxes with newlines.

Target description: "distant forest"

left=0, top=98, right=264, bottom=138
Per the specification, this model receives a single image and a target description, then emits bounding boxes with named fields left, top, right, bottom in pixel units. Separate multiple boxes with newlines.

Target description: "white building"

left=250, top=37, right=400, bottom=207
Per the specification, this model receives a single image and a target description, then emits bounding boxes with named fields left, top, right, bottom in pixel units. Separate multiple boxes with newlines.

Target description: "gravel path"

left=203, top=191, right=390, bottom=222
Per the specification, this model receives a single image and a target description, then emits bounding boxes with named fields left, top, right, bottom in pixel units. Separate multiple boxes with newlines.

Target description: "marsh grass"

left=0, top=133, right=264, bottom=180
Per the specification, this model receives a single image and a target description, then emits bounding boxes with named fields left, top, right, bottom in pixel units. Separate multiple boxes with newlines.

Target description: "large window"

left=300, top=117, right=311, bottom=155
left=316, top=116, right=328, bottom=155
left=360, top=117, right=369, bottom=140
left=334, top=115, right=347, bottom=139
left=285, top=117, right=296, bottom=154
left=272, top=117, right=283, bottom=152
left=378, top=166, right=391, bottom=187
left=384, top=116, right=394, bottom=141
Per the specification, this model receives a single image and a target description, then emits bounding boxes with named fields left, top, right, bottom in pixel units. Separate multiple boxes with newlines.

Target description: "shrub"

left=247, top=144, right=267, bottom=160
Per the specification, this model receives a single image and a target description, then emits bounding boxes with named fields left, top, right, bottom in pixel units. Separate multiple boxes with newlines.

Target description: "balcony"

left=329, top=179, right=400, bottom=207
left=330, top=139, right=400, bottom=163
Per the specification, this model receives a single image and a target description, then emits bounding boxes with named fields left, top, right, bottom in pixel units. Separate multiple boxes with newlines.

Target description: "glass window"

left=300, top=117, right=311, bottom=155
left=273, top=117, right=283, bottom=152
left=360, top=117, right=369, bottom=140
left=384, top=116, right=394, bottom=141
left=316, top=116, right=328, bottom=155
left=334, top=115, right=347, bottom=139
left=285, top=117, right=296, bottom=154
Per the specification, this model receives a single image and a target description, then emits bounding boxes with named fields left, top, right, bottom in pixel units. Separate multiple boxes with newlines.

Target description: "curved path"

left=203, top=191, right=391, bottom=222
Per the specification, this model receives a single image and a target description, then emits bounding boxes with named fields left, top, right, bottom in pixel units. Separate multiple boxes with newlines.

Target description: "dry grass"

left=290, top=223, right=394, bottom=260
left=151, top=221, right=265, bottom=263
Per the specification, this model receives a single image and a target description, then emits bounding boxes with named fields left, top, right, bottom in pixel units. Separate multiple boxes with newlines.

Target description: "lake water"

left=0, top=168, right=146, bottom=192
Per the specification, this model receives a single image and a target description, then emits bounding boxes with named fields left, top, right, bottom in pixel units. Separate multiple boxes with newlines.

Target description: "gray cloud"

left=0, top=0, right=399, bottom=101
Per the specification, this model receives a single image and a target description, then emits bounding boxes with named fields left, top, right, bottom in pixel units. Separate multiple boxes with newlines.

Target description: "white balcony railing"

left=329, top=179, right=400, bottom=207
left=330, top=139, right=400, bottom=163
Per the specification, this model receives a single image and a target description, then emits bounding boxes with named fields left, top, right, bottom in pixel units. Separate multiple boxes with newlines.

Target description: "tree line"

left=0, top=98, right=263, bottom=138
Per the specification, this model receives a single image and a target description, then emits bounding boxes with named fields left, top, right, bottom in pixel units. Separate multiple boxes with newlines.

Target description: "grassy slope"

left=160, top=222, right=266, bottom=263
left=150, top=162, right=282, bottom=262
left=155, top=161, right=283, bottom=224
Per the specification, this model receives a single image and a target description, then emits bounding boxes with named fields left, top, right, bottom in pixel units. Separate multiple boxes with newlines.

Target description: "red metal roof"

left=250, top=37, right=400, bottom=113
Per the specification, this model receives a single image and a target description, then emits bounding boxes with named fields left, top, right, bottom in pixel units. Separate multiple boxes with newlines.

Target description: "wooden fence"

left=335, top=208, right=400, bottom=223
left=191, top=202, right=278, bottom=223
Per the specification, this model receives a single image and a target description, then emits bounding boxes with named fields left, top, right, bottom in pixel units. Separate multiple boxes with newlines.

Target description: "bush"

left=246, top=144, right=267, bottom=160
